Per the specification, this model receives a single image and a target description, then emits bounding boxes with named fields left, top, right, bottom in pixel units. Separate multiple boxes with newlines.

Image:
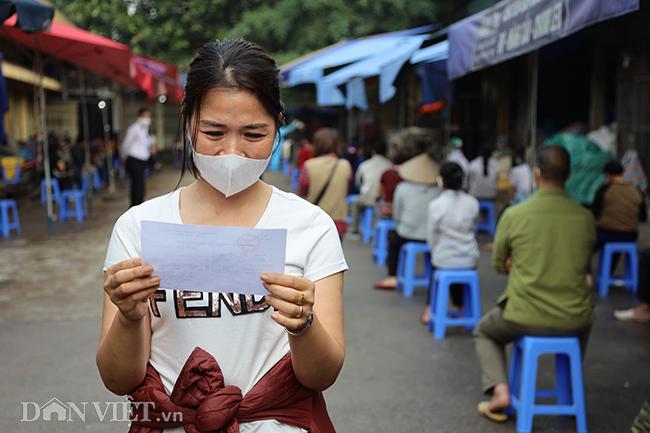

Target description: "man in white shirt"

left=121, top=107, right=153, bottom=207
left=351, top=140, right=393, bottom=235
left=355, top=140, right=393, bottom=206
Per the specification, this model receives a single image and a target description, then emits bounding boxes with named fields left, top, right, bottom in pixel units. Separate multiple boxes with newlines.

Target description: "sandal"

left=477, top=401, right=508, bottom=423
left=373, top=282, right=396, bottom=290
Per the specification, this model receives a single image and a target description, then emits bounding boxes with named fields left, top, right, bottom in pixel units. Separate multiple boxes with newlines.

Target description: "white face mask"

left=138, top=117, right=152, bottom=128
left=191, top=133, right=280, bottom=198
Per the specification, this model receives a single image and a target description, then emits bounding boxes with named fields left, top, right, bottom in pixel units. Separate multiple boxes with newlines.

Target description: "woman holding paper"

left=97, top=40, right=347, bottom=433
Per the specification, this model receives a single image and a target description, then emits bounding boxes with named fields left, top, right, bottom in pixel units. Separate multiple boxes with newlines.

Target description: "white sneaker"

left=614, top=308, right=650, bottom=323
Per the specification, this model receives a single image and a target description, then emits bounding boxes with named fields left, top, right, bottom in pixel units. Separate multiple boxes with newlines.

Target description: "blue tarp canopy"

left=410, top=40, right=449, bottom=65
left=281, top=24, right=436, bottom=109
left=318, top=35, right=427, bottom=108
left=448, top=0, right=640, bottom=80
left=282, top=24, right=436, bottom=86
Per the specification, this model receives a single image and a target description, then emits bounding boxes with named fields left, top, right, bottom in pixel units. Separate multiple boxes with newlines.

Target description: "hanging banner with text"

left=448, top=0, right=639, bottom=80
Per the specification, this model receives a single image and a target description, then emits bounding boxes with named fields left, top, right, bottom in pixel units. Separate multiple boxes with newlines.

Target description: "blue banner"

left=448, top=0, right=639, bottom=80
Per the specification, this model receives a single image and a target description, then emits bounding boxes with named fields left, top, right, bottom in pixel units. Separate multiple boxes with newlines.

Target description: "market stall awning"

left=410, top=40, right=448, bottom=65
left=282, top=24, right=436, bottom=87
left=1, top=15, right=183, bottom=101
left=317, top=35, right=427, bottom=108
left=448, top=0, right=640, bottom=80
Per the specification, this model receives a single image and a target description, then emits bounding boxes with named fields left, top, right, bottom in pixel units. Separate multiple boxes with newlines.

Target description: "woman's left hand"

left=262, top=273, right=315, bottom=333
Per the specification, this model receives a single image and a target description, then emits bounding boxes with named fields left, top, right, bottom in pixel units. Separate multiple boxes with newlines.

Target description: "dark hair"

left=514, top=147, right=527, bottom=166
left=137, top=107, right=151, bottom=117
left=440, top=161, right=464, bottom=191
left=312, top=128, right=342, bottom=157
left=536, top=145, right=571, bottom=183
left=373, top=139, right=387, bottom=156
left=176, top=39, right=285, bottom=184
left=604, top=160, right=624, bottom=176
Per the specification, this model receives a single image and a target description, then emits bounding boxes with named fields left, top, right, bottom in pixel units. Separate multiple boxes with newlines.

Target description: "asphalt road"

left=0, top=167, right=648, bottom=433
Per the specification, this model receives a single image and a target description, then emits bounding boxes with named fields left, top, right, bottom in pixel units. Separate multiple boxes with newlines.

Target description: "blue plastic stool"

left=360, top=206, right=375, bottom=244
left=509, top=336, right=587, bottom=433
left=0, top=199, right=21, bottom=238
left=396, top=242, right=431, bottom=297
left=373, top=219, right=396, bottom=267
left=428, top=269, right=481, bottom=340
left=597, top=242, right=638, bottom=297
left=346, top=194, right=359, bottom=204
left=92, top=170, right=103, bottom=190
left=346, top=194, right=359, bottom=225
left=476, top=199, right=496, bottom=236
left=60, top=190, right=86, bottom=222
left=40, top=178, right=62, bottom=206
left=1, top=163, right=21, bottom=185
left=290, top=167, right=300, bottom=192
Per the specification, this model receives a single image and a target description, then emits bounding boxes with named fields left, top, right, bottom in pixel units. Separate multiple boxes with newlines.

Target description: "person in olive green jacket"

left=474, top=145, right=596, bottom=423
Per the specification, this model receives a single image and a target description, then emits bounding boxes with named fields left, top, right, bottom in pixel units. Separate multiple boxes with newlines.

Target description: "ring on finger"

left=294, top=305, right=303, bottom=318
left=297, top=292, right=305, bottom=306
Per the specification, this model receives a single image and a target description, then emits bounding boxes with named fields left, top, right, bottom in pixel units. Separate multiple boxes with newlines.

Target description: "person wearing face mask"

left=121, top=107, right=154, bottom=207
left=98, top=40, right=347, bottom=433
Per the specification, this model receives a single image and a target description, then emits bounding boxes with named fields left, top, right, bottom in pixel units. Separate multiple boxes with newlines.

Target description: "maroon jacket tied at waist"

left=128, top=347, right=336, bottom=433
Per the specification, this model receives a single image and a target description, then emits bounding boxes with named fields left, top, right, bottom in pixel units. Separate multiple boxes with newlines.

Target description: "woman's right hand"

left=103, top=258, right=160, bottom=323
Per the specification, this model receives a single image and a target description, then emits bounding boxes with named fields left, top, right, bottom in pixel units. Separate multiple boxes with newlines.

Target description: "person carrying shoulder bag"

left=301, top=128, right=352, bottom=239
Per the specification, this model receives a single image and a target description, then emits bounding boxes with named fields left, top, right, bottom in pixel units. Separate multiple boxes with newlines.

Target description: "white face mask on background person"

left=137, top=116, right=152, bottom=128
left=191, top=132, right=281, bottom=197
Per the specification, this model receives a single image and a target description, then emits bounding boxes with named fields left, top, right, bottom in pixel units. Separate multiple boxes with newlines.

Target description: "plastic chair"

left=373, top=219, right=396, bottom=267
left=345, top=194, right=359, bottom=225
left=0, top=199, right=21, bottom=238
left=40, top=178, right=62, bottom=206
left=509, top=336, right=587, bottom=433
left=476, top=199, right=496, bottom=236
left=597, top=242, right=638, bottom=297
left=59, top=190, right=86, bottom=222
left=428, top=269, right=481, bottom=340
left=360, top=206, right=375, bottom=244
left=396, top=242, right=431, bottom=297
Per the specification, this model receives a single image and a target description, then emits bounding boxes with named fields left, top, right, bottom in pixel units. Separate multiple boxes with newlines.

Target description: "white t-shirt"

left=509, top=164, right=534, bottom=196
left=103, top=186, right=348, bottom=433
left=120, top=121, right=151, bottom=161
left=468, top=156, right=499, bottom=199
left=426, top=190, right=480, bottom=269
left=354, top=154, right=393, bottom=206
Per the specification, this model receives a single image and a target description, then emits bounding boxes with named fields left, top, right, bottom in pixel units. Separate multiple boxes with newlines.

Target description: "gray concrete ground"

left=0, top=166, right=648, bottom=433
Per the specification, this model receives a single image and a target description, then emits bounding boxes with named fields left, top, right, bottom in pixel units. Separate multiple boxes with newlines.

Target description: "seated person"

left=53, top=158, right=77, bottom=191
left=474, top=146, right=595, bottom=423
left=352, top=139, right=393, bottom=233
left=377, top=150, right=409, bottom=217
left=423, top=162, right=479, bottom=323
left=374, top=150, right=440, bottom=289
left=508, top=147, right=534, bottom=204
left=591, top=160, right=647, bottom=278
left=468, top=146, right=499, bottom=201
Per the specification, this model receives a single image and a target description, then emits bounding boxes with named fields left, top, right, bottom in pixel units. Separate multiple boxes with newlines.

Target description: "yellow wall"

left=5, top=83, right=36, bottom=142
left=46, top=99, right=79, bottom=140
